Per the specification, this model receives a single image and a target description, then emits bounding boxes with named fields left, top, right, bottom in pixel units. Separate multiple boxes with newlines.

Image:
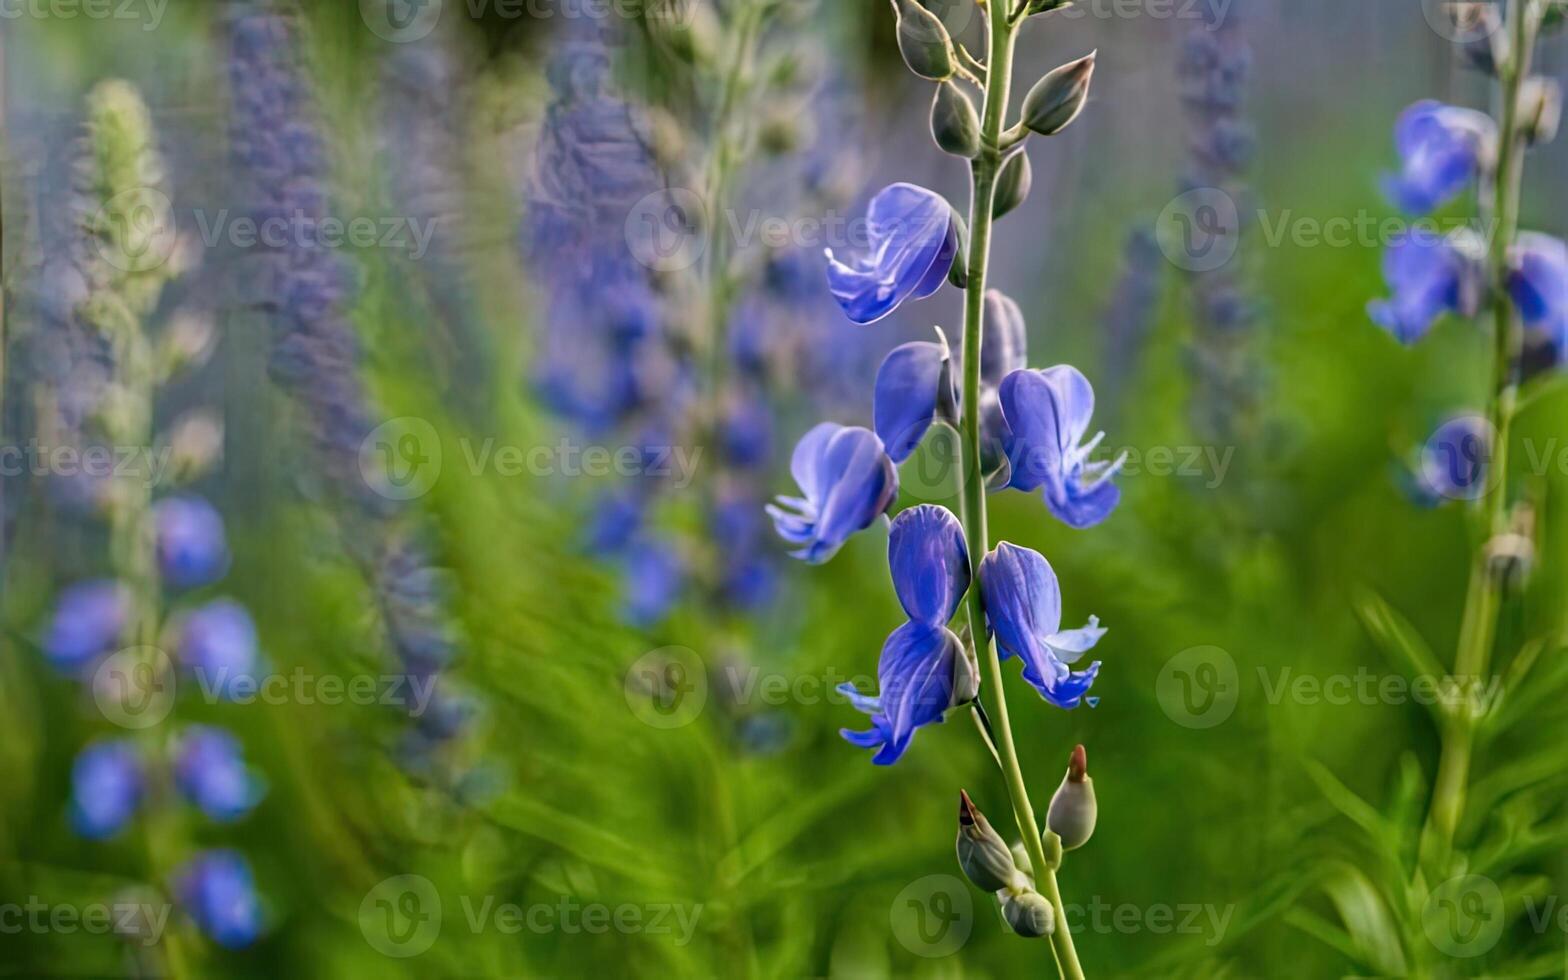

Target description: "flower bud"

left=893, top=0, right=954, bottom=81
left=1521, top=77, right=1562, bottom=146
left=159, top=310, right=217, bottom=377
left=1486, top=504, right=1535, bottom=590
left=947, top=210, right=970, bottom=289
left=931, top=81, right=980, bottom=158
left=165, top=411, right=225, bottom=484
left=992, top=150, right=1033, bottom=220
left=951, top=627, right=980, bottom=706
left=1021, top=52, right=1096, bottom=137
left=1046, top=744, right=1097, bottom=851
left=1025, top=0, right=1074, bottom=15
left=1000, top=889, right=1055, bottom=938
left=957, top=791, right=1020, bottom=892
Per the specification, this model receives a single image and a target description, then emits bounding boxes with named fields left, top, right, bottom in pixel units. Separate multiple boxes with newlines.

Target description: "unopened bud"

left=992, top=150, right=1033, bottom=220
left=1046, top=744, right=1097, bottom=851
left=1021, top=52, right=1096, bottom=136
left=947, top=210, right=970, bottom=289
left=1521, top=77, right=1562, bottom=146
left=159, top=310, right=216, bottom=377
left=1000, top=889, right=1055, bottom=937
left=654, top=3, right=719, bottom=65
left=892, top=0, right=954, bottom=81
left=165, top=411, right=225, bottom=483
left=931, top=81, right=980, bottom=158
left=957, top=791, right=1020, bottom=892
left=1486, top=504, right=1535, bottom=590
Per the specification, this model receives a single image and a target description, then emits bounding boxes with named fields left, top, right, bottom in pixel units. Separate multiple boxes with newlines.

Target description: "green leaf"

left=1319, top=862, right=1409, bottom=977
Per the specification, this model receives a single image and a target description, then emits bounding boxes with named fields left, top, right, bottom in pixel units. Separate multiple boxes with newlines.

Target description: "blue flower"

left=175, top=850, right=262, bottom=949
left=768, top=423, right=899, bottom=564
left=42, top=580, right=129, bottom=673
left=621, top=539, right=685, bottom=626
left=69, top=741, right=142, bottom=839
left=979, top=542, right=1103, bottom=708
left=1508, top=233, right=1568, bottom=361
left=1383, top=101, right=1495, bottom=215
left=873, top=331, right=954, bottom=464
left=840, top=505, right=972, bottom=764
left=584, top=491, right=644, bottom=556
left=997, top=367, right=1124, bottom=528
left=825, top=183, right=958, bottom=324
left=154, top=495, right=231, bottom=590
left=1419, top=414, right=1493, bottom=502
left=175, top=726, right=265, bottom=822
left=177, top=600, right=261, bottom=698
left=1368, top=232, right=1478, bottom=344
left=719, top=388, right=775, bottom=470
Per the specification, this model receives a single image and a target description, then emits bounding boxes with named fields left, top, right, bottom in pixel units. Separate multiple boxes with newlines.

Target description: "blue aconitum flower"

left=175, top=726, right=265, bottom=822
left=1419, top=414, right=1492, bottom=502
left=42, top=579, right=129, bottom=673
left=175, top=850, right=262, bottom=949
left=1383, top=101, right=1496, bottom=216
left=1368, top=232, right=1478, bottom=344
left=69, top=741, right=142, bottom=839
left=840, top=506, right=972, bottom=764
left=177, top=600, right=260, bottom=698
left=767, top=423, right=900, bottom=563
left=1508, top=233, right=1568, bottom=361
left=825, top=183, right=958, bottom=324
left=997, top=367, right=1124, bottom=528
left=153, top=495, right=231, bottom=590
left=873, top=331, right=954, bottom=464
left=978, top=542, right=1104, bottom=708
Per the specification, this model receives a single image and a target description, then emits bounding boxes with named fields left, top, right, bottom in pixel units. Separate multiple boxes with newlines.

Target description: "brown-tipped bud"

left=1486, top=503, right=1536, bottom=590
left=1046, top=744, right=1097, bottom=851
left=1521, top=77, right=1562, bottom=146
left=1000, top=889, right=1055, bottom=938
left=893, top=0, right=954, bottom=81
left=1021, top=52, right=1096, bottom=136
left=957, top=791, right=1021, bottom=892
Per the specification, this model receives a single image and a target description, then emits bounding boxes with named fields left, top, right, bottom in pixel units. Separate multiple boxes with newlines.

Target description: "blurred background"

left=3, top=0, right=1568, bottom=976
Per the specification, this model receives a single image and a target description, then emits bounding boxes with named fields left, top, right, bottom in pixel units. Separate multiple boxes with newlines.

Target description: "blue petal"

left=887, top=505, right=970, bottom=625
left=998, top=367, right=1121, bottom=528
left=1508, top=233, right=1568, bottom=326
left=875, top=621, right=961, bottom=764
left=771, top=426, right=898, bottom=564
left=1044, top=615, right=1106, bottom=666
left=874, top=340, right=949, bottom=464
left=981, top=290, right=1028, bottom=387
left=824, top=183, right=955, bottom=324
left=1043, top=470, right=1123, bottom=530
left=836, top=681, right=882, bottom=715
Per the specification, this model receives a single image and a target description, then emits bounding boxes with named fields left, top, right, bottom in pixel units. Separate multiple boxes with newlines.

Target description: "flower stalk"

left=958, top=9, right=1084, bottom=979
left=1420, top=0, right=1541, bottom=877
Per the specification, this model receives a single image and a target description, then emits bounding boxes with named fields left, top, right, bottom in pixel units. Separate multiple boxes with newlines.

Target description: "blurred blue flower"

left=175, top=726, right=264, bottom=822
left=825, top=183, right=957, bottom=324
left=1368, top=232, right=1476, bottom=344
left=840, top=505, right=971, bottom=765
left=154, top=495, right=231, bottom=590
left=978, top=542, right=1103, bottom=708
left=1419, top=414, right=1492, bottom=502
left=175, top=850, right=261, bottom=949
left=719, top=389, right=775, bottom=470
left=1508, top=233, right=1568, bottom=361
left=1383, top=101, right=1495, bottom=215
left=767, top=423, right=899, bottom=563
left=584, top=491, right=645, bottom=556
left=42, top=579, right=128, bottom=673
left=177, top=600, right=260, bottom=698
left=69, top=741, right=141, bottom=839
left=873, top=333, right=953, bottom=464
left=621, top=539, right=685, bottom=626
left=997, top=367, right=1123, bottom=528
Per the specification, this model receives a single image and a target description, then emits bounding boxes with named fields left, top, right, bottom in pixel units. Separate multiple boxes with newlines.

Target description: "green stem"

left=958, top=13, right=1084, bottom=980
left=1419, top=0, right=1536, bottom=879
